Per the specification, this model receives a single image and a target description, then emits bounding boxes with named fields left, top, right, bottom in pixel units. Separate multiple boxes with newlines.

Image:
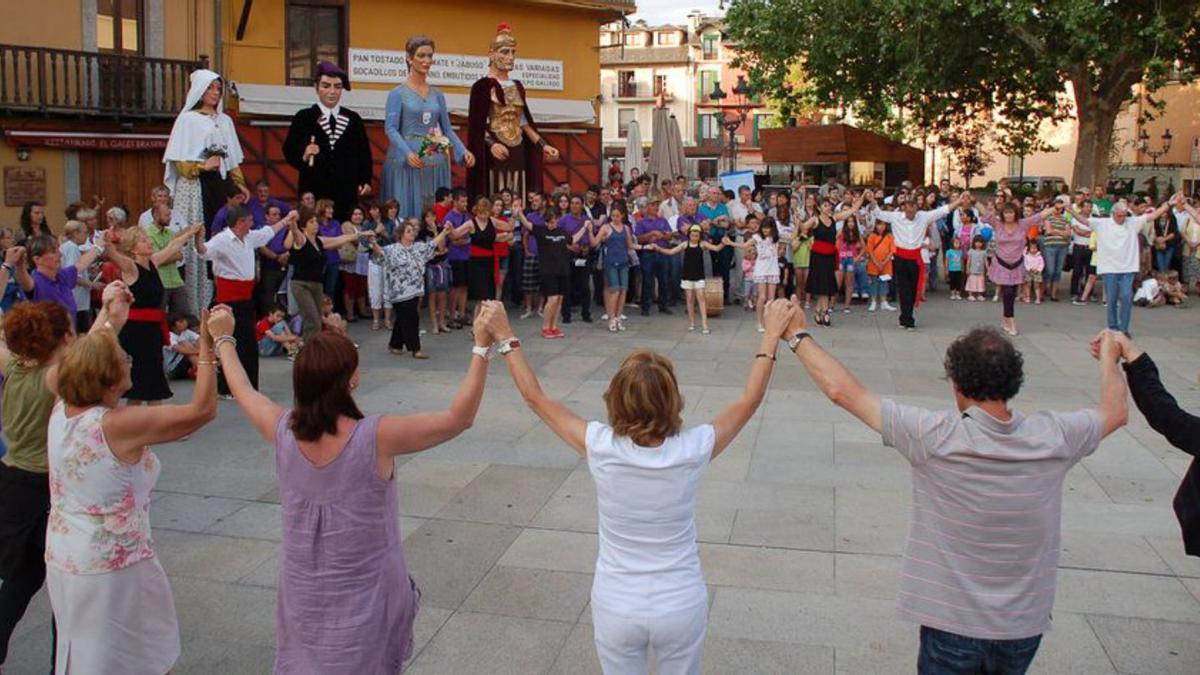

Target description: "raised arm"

left=711, top=300, right=793, bottom=458
left=1084, top=330, right=1129, bottom=438
left=783, top=295, right=881, bottom=431
left=150, top=223, right=203, bottom=269
left=101, top=308, right=217, bottom=461
left=318, top=229, right=368, bottom=251
left=376, top=310, right=491, bottom=457
left=486, top=301, right=587, bottom=455
left=7, top=246, right=33, bottom=293
left=209, top=305, right=283, bottom=441
left=1106, top=334, right=1199, bottom=456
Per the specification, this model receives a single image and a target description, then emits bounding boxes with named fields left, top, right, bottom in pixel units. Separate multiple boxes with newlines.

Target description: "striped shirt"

left=880, top=399, right=1102, bottom=640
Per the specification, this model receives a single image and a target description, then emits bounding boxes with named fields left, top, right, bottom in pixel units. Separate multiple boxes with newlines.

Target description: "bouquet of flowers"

left=417, top=128, right=452, bottom=158
left=201, top=144, right=227, bottom=160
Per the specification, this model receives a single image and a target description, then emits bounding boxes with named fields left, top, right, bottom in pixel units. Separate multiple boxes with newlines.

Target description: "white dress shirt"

left=873, top=205, right=950, bottom=250
left=204, top=227, right=276, bottom=280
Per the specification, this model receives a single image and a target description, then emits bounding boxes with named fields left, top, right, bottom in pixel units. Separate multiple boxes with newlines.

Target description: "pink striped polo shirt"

left=880, top=399, right=1102, bottom=640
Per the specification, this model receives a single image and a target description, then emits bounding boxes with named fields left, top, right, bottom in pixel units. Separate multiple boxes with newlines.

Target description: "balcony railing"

left=0, top=44, right=207, bottom=119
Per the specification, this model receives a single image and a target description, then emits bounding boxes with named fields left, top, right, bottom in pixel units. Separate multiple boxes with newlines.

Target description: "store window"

left=97, top=0, right=142, bottom=54
left=286, top=2, right=346, bottom=86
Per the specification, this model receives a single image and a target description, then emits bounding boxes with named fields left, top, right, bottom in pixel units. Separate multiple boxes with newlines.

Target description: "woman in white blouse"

left=474, top=298, right=797, bottom=674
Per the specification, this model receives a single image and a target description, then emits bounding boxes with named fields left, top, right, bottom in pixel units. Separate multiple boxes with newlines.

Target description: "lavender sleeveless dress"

left=273, top=412, right=419, bottom=674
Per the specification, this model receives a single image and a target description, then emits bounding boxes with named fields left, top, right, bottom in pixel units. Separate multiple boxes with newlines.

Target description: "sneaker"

left=757, top=325, right=766, bottom=333
left=520, top=309, right=533, bottom=319
left=219, top=394, right=236, bottom=401
left=882, top=301, right=896, bottom=311
left=1072, top=299, right=1085, bottom=306
left=617, top=319, right=627, bottom=331
left=582, top=315, right=593, bottom=323
left=541, top=328, right=554, bottom=339
left=701, top=328, right=711, bottom=335
left=608, top=319, right=618, bottom=332
left=868, top=300, right=877, bottom=312
left=843, top=307, right=851, bottom=314
left=551, top=328, right=566, bottom=339
left=562, top=316, right=573, bottom=324
left=419, top=329, right=427, bottom=336
left=619, top=314, right=627, bottom=321
left=600, top=313, right=609, bottom=320
left=659, top=307, right=673, bottom=315
left=688, top=325, right=696, bottom=331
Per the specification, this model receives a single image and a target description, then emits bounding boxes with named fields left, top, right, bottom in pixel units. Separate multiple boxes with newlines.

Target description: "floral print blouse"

left=46, top=404, right=160, bottom=575
left=373, top=241, right=437, bottom=304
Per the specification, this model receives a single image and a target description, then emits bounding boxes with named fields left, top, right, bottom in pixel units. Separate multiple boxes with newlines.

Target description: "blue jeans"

left=869, top=275, right=889, bottom=299
left=639, top=251, right=668, bottom=310
left=854, top=260, right=869, bottom=296
left=322, top=261, right=340, bottom=297
left=919, top=626, right=1042, bottom=675
left=926, top=258, right=939, bottom=291
left=1102, top=272, right=1136, bottom=334
left=1042, top=245, right=1067, bottom=283
left=1154, top=247, right=1176, bottom=272
left=666, top=251, right=683, bottom=303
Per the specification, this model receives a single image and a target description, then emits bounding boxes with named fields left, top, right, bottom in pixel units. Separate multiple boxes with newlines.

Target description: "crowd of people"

left=1, top=55, right=1199, bottom=675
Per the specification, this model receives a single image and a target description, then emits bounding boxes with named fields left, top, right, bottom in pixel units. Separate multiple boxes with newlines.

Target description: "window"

left=617, top=71, right=637, bottom=98
left=699, top=70, right=718, bottom=101
left=624, top=32, right=644, bottom=47
left=698, top=114, right=722, bottom=142
left=695, top=158, right=719, bottom=180
left=97, top=0, right=142, bottom=54
left=653, top=74, right=668, bottom=97
left=618, top=109, right=636, bottom=138
left=702, top=34, right=719, bottom=60
left=656, top=32, right=675, bottom=46
left=287, top=2, right=346, bottom=87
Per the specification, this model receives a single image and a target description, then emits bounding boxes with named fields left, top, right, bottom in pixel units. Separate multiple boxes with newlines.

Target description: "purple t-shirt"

left=261, top=225, right=291, bottom=271
left=444, top=209, right=472, bottom=262
left=675, top=214, right=698, bottom=242
left=32, top=267, right=79, bottom=316
left=247, top=197, right=291, bottom=228
left=635, top=217, right=672, bottom=248
left=523, top=210, right=546, bottom=257
left=558, top=213, right=590, bottom=248
left=318, top=219, right=342, bottom=264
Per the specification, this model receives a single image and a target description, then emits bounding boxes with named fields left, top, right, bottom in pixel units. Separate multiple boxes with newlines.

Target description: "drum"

left=704, top=277, right=724, bottom=317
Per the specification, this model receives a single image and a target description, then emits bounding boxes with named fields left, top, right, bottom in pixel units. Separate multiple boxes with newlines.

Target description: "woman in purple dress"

left=984, top=202, right=1053, bottom=336
left=208, top=306, right=494, bottom=674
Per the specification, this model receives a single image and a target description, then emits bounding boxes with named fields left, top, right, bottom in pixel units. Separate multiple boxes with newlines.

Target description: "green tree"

left=726, top=0, right=1200, bottom=188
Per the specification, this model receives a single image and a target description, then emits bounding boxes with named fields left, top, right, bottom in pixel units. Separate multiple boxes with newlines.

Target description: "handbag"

left=338, top=241, right=358, bottom=263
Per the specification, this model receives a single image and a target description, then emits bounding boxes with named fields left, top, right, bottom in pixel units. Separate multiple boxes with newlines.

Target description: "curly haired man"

left=779, top=303, right=1129, bottom=675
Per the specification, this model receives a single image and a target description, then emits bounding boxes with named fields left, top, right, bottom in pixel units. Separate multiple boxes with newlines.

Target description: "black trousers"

left=199, top=171, right=233, bottom=232
left=255, top=266, right=287, bottom=318
left=1069, top=244, right=1091, bottom=298
left=894, top=257, right=920, bottom=328
left=216, top=299, right=258, bottom=395
left=948, top=270, right=964, bottom=292
left=1001, top=284, right=1017, bottom=318
left=563, top=261, right=592, bottom=320
left=0, top=464, right=55, bottom=667
left=390, top=297, right=421, bottom=353
left=711, top=247, right=735, bottom=302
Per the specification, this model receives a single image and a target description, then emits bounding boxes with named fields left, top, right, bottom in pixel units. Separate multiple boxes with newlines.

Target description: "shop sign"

left=4, top=166, right=47, bottom=206
left=349, top=49, right=564, bottom=91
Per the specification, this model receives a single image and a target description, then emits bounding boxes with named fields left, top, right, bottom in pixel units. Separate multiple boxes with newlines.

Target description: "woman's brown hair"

left=602, top=350, right=683, bottom=446
left=3, top=302, right=72, bottom=363
left=57, top=330, right=125, bottom=406
left=290, top=332, right=364, bottom=441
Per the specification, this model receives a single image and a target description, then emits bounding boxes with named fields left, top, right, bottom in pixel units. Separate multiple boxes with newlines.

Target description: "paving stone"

left=154, top=530, right=278, bottom=583
left=1054, top=568, right=1200, bottom=622
left=703, top=636, right=834, bottom=674
left=204, top=501, right=282, bottom=541
left=151, top=492, right=251, bottom=533
left=1087, top=615, right=1200, bottom=675
left=406, top=611, right=572, bottom=675
left=435, top=464, right=570, bottom=525
left=497, top=528, right=598, bottom=574
left=461, top=566, right=592, bottom=622
left=1058, top=530, right=1174, bottom=575
left=699, top=543, right=835, bottom=594
left=403, top=519, right=523, bottom=609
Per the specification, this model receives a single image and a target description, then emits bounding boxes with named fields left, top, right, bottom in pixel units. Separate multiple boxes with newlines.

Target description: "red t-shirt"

left=433, top=203, right=451, bottom=225
left=255, top=317, right=274, bottom=342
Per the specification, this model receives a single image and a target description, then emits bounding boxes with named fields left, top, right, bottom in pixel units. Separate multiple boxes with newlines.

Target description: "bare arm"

left=783, top=297, right=881, bottom=432
left=213, top=311, right=283, bottom=443
left=1093, top=330, right=1129, bottom=438
left=102, top=309, right=217, bottom=461
left=712, top=300, right=793, bottom=458
left=150, top=223, right=203, bottom=268
left=377, top=325, right=489, bottom=457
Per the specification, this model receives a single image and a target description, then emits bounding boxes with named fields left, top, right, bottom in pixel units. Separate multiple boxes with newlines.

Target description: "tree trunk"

left=1071, top=81, right=1122, bottom=192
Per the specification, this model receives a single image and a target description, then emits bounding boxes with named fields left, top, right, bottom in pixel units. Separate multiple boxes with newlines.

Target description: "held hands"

left=100, top=281, right=133, bottom=327
left=786, top=294, right=809, bottom=335
left=198, top=309, right=213, bottom=352
left=4, top=245, right=24, bottom=265
left=207, top=305, right=236, bottom=340
left=475, top=300, right=514, bottom=347
left=761, top=298, right=797, bottom=339
left=1088, top=329, right=1137, bottom=363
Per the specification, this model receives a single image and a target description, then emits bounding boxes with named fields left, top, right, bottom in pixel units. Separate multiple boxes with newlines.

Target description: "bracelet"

left=536, top=138, right=547, bottom=150
left=214, top=336, right=237, bottom=351
left=755, top=352, right=776, bottom=361
left=197, top=359, right=219, bottom=366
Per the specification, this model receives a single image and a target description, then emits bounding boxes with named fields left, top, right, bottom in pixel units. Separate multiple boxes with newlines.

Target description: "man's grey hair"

left=107, top=206, right=127, bottom=223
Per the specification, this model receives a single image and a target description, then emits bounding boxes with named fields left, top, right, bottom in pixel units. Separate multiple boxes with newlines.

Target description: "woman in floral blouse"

left=370, top=219, right=454, bottom=359
left=44, top=307, right=218, bottom=674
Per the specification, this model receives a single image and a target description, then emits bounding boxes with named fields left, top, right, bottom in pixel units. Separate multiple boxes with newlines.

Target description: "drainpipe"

left=213, top=0, right=224, bottom=75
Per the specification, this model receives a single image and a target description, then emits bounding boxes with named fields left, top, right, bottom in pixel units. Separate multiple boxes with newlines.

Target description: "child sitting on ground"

left=1159, top=270, right=1187, bottom=306
left=256, top=305, right=301, bottom=359
left=742, top=244, right=757, bottom=311
left=164, top=313, right=199, bottom=379
left=320, top=296, right=351, bottom=339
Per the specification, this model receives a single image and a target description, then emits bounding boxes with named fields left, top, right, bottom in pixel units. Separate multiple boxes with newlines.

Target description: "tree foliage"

left=726, top=0, right=1200, bottom=187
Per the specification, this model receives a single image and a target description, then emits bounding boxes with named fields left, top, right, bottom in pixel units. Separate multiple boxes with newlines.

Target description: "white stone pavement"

left=7, top=294, right=1200, bottom=674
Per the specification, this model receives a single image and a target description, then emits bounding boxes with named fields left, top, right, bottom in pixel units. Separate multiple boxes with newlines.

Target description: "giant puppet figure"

left=282, top=61, right=374, bottom=222
left=467, top=23, right=559, bottom=200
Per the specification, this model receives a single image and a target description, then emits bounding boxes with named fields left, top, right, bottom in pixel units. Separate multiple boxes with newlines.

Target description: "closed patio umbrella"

left=623, top=119, right=646, bottom=184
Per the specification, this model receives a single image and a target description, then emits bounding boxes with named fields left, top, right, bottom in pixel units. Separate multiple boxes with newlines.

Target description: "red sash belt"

left=127, top=307, right=169, bottom=345
left=811, top=240, right=837, bottom=256
left=215, top=278, right=255, bottom=303
left=894, top=246, right=926, bottom=308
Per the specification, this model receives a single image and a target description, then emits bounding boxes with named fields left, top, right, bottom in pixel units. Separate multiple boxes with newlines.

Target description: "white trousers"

left=367, top=260, right=386, bottom=310
left=591, top=602, right=707, bottom=675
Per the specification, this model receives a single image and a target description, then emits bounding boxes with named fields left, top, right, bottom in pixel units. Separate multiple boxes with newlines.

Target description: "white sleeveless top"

left=46, top=404, right=161, bottom=575
left=586, top=421, right=713, bottom=617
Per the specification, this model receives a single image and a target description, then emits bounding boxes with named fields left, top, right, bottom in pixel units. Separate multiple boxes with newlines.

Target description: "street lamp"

left=1139, top=128, right=1174, bottom=166
left=709, top=75, right=755, bottom=173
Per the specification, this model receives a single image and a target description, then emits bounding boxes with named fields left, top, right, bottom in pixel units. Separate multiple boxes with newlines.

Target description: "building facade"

left=599, top=11, right=764, bottom=181
left=1, top=0, right=629, bottom=225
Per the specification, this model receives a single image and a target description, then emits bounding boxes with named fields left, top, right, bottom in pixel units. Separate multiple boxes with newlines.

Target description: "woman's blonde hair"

left=60, top=220, right=85, bottom=242
left=120, top=226, right=147, bottom=254
left=602, top=350, right=683, bottom=446
left=58, top=330, right=126, bottom=407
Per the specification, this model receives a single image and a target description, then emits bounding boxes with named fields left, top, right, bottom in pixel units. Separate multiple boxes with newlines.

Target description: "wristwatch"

left=471, top=345, right=492, bottom=361
left=785, top=331, right=812, bottom=352
left=496, top=337, right=521, bottom=356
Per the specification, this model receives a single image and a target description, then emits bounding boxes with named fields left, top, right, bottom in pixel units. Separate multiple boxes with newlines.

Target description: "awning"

left=231, top=83, right=596, bottom=125
left=3, top=129, right=169, bottom=151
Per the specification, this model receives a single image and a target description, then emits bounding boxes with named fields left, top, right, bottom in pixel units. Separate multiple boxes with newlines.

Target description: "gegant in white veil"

left=162, top=69, right=245, bottom=194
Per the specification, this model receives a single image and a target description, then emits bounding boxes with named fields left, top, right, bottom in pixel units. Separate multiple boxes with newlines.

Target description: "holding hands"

left=1089, top=329, right=1139, bottom=363
left=473, top=300, right=514, bottom=347
left=207, top=304, right=236, bottom=340
left=761, top=298, right=797, bottom=340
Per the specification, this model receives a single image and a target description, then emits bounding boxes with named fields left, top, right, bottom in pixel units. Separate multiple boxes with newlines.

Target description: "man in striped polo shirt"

left=779, top=299, right=1129, bottom=673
